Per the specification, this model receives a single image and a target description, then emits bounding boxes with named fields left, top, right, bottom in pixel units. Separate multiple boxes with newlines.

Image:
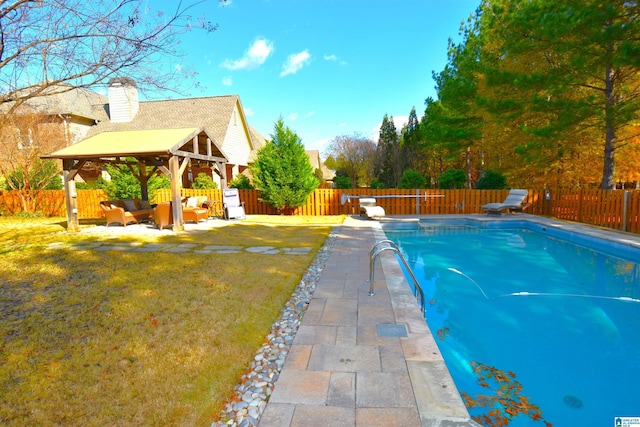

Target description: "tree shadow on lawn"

left=0, top=223, right=331, bottom=426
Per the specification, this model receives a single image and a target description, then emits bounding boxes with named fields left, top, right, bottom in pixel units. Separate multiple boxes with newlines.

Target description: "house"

left=84, top=78, right=267, bottom=187
left=306, top=149, right=335, bottom=183
left=35, top=77, right=267, bottom=231
left=8, top=78, right=267, bottom=187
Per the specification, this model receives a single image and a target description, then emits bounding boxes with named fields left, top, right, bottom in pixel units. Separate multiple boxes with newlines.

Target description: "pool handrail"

left=369, top=240, right=427, bottom=317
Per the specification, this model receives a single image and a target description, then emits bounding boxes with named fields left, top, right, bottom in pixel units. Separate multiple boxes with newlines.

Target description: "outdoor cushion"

left=185, top=197, right=196, bottom=207
left=139, top=200, right=152, bottom=210
left=123, top=199, right=137, bottom=212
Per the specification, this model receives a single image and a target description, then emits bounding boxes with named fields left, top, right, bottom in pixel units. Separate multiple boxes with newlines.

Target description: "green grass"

left=0, top=216, right=341, bottom=426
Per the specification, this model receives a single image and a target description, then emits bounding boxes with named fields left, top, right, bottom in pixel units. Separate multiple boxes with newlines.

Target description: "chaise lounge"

left=359, top=197, right=386, bottom=219
left=481, top=189, right=528, bottom=215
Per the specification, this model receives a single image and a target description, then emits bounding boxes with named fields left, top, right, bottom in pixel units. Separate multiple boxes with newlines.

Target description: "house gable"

left=219, top=99, right=256, bottom=168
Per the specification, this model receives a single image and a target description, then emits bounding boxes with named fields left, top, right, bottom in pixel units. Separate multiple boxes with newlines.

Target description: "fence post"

left=623, top=190, right=629, bottom=232
left=415, top=189, right=420, bottom=215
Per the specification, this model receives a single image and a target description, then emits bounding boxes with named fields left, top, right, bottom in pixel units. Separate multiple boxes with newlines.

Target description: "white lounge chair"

left=481, top=189, right=528, bottom=215
left=223, top=188, right=246, bottom=220
left=359, top=197, right=385, bottom=218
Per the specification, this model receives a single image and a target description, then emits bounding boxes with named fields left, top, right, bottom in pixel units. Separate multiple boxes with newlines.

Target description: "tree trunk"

left=465, top=146, right=472, bottom=189
left=600, top=63, right=616, bottom=190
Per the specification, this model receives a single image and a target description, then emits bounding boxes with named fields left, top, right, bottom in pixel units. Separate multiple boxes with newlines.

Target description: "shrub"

left=192, top=173, right=219, bottom=189
left=398, top=169, right=426, bottom=189
left=74, top=181, right=93, bottom=190
left=369, top=178, right=385, bottom=189
left=438, top=168, right=466, bottom=189
left=333, top=175, right=352, bottom=189
left=476, top=170, right=508, bottom=189
left=229, top=174, right=253, bottom=189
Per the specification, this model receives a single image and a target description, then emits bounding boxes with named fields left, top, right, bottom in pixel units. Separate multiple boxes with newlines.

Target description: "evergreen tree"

left=402, top=107, right=422, bottom=171
left=250, top=118, right=318, bottom=211
left=374, top=114, right=401, bottom=187
left=478, top=0, right=640, bottom=189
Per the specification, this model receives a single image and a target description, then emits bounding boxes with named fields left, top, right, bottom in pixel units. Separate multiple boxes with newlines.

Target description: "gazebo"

left=43, top=127, right=228, bottom=232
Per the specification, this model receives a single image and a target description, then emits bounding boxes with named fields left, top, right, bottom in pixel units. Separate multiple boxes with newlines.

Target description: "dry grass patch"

left=0, top=217, right=331, bottom=426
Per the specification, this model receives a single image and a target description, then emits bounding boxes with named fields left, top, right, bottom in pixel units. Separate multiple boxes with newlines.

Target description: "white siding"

left=220, top=104, right=252, bottom=168
left=107, top=82, right=139, bottom=123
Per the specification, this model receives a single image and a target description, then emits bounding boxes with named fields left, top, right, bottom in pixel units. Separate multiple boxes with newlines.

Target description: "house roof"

left=305, top=149, right=335, bottom=180
left=88, top=95, right=238, bottom=145
left=43, top=127, right=227, bottom=162
left=1, top=84, right=108, bottom=121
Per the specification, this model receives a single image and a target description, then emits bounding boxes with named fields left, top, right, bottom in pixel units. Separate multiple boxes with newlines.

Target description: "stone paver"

left=47, top=240, right=314, bottom=256
left=259, top=217, right=480, bottom=427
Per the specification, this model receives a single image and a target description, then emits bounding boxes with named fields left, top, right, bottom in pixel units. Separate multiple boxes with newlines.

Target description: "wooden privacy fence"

left=2, top=188, right=640, bottom=234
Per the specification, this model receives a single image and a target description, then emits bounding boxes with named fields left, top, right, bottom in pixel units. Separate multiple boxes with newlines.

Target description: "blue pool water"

left=383, top=220, right=640, bottom=427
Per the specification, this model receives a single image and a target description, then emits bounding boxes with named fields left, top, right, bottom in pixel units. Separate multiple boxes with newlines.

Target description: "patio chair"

left=223, top=188, right=246, bottom=220
left=481, top=189, right=528, bottom=215
left=153, top=201, right=173, bottom=229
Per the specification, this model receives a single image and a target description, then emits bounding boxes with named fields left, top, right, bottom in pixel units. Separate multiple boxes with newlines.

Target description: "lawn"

left=0, top=215, right=343, bottom=426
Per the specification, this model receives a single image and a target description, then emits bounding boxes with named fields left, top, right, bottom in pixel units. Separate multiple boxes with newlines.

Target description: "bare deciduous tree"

left=325, top=133, right=376, bottom=188
left=0, top=0, right=225, bottom=116
left=0, top=109, right=67, bottom=212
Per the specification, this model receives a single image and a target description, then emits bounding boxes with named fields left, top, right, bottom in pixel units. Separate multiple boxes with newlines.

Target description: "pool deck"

left=259, top=215, right=480, bottom=427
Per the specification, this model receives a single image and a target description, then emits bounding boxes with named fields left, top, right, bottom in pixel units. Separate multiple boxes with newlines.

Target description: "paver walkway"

left=47, top=240, right=313, bottom=255
left=259, top=217, right=479, bottom=427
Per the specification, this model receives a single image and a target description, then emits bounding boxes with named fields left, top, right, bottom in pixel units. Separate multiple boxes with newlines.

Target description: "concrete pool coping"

left=259, top=213, right=640, bottom=427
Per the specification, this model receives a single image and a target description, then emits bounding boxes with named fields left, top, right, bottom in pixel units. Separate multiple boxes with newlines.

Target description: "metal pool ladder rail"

left=369, top=240, right=427, bottom=316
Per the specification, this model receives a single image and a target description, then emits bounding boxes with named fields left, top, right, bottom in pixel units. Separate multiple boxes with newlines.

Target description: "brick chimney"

left=107, top=77, right=139, bottom=123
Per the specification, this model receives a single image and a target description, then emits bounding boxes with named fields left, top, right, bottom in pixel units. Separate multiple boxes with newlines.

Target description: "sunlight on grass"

left=0, top=216, right=333, bottom=426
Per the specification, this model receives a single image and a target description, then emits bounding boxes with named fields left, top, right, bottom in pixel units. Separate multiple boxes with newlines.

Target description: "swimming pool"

left=382, top=218, right=640, bottom=427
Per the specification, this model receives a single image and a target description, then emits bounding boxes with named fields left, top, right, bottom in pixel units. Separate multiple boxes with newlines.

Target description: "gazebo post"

left=62, top=159, right=81, bottom=232
left=169, top=155, right=184, bottom=231
left=138, top=161, right=150, bottom=202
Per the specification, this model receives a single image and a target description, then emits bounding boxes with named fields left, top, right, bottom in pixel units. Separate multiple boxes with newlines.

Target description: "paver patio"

left=259, top=216, right=478, bottom=427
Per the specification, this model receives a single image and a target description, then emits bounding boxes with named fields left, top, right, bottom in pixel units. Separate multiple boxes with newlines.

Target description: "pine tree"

left=374, top=114, right=401, bottom=187
left=250, top=118, right=318, bottom=211
left=478, top=0, right=640, bottom=189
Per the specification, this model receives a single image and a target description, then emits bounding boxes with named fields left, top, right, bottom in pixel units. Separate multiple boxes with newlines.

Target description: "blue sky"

left=169, top=0, right=480, bottom=153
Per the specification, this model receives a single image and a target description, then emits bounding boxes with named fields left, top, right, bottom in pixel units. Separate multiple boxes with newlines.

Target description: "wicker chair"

left=153, top=201, right=173, bottom=229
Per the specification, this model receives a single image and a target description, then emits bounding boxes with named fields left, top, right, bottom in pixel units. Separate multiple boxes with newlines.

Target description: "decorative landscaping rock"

left=211, top=229, right=337, bottom=427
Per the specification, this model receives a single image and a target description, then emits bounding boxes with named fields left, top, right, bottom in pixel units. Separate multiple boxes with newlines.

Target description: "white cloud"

left=221, top=38, right=274, bottom=71
left=304, top=110, right=315, bottom=118
left=305, top=136, right=333, bottom=152
left=280, top=50, right=311, bottom=77
left=244, top=107, right=254, bottom=116
left=324, top=53, right=347, bottom=66
left=287, top=112, right=299, bottom=121
left=222, top=76, right=233, bottom=86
